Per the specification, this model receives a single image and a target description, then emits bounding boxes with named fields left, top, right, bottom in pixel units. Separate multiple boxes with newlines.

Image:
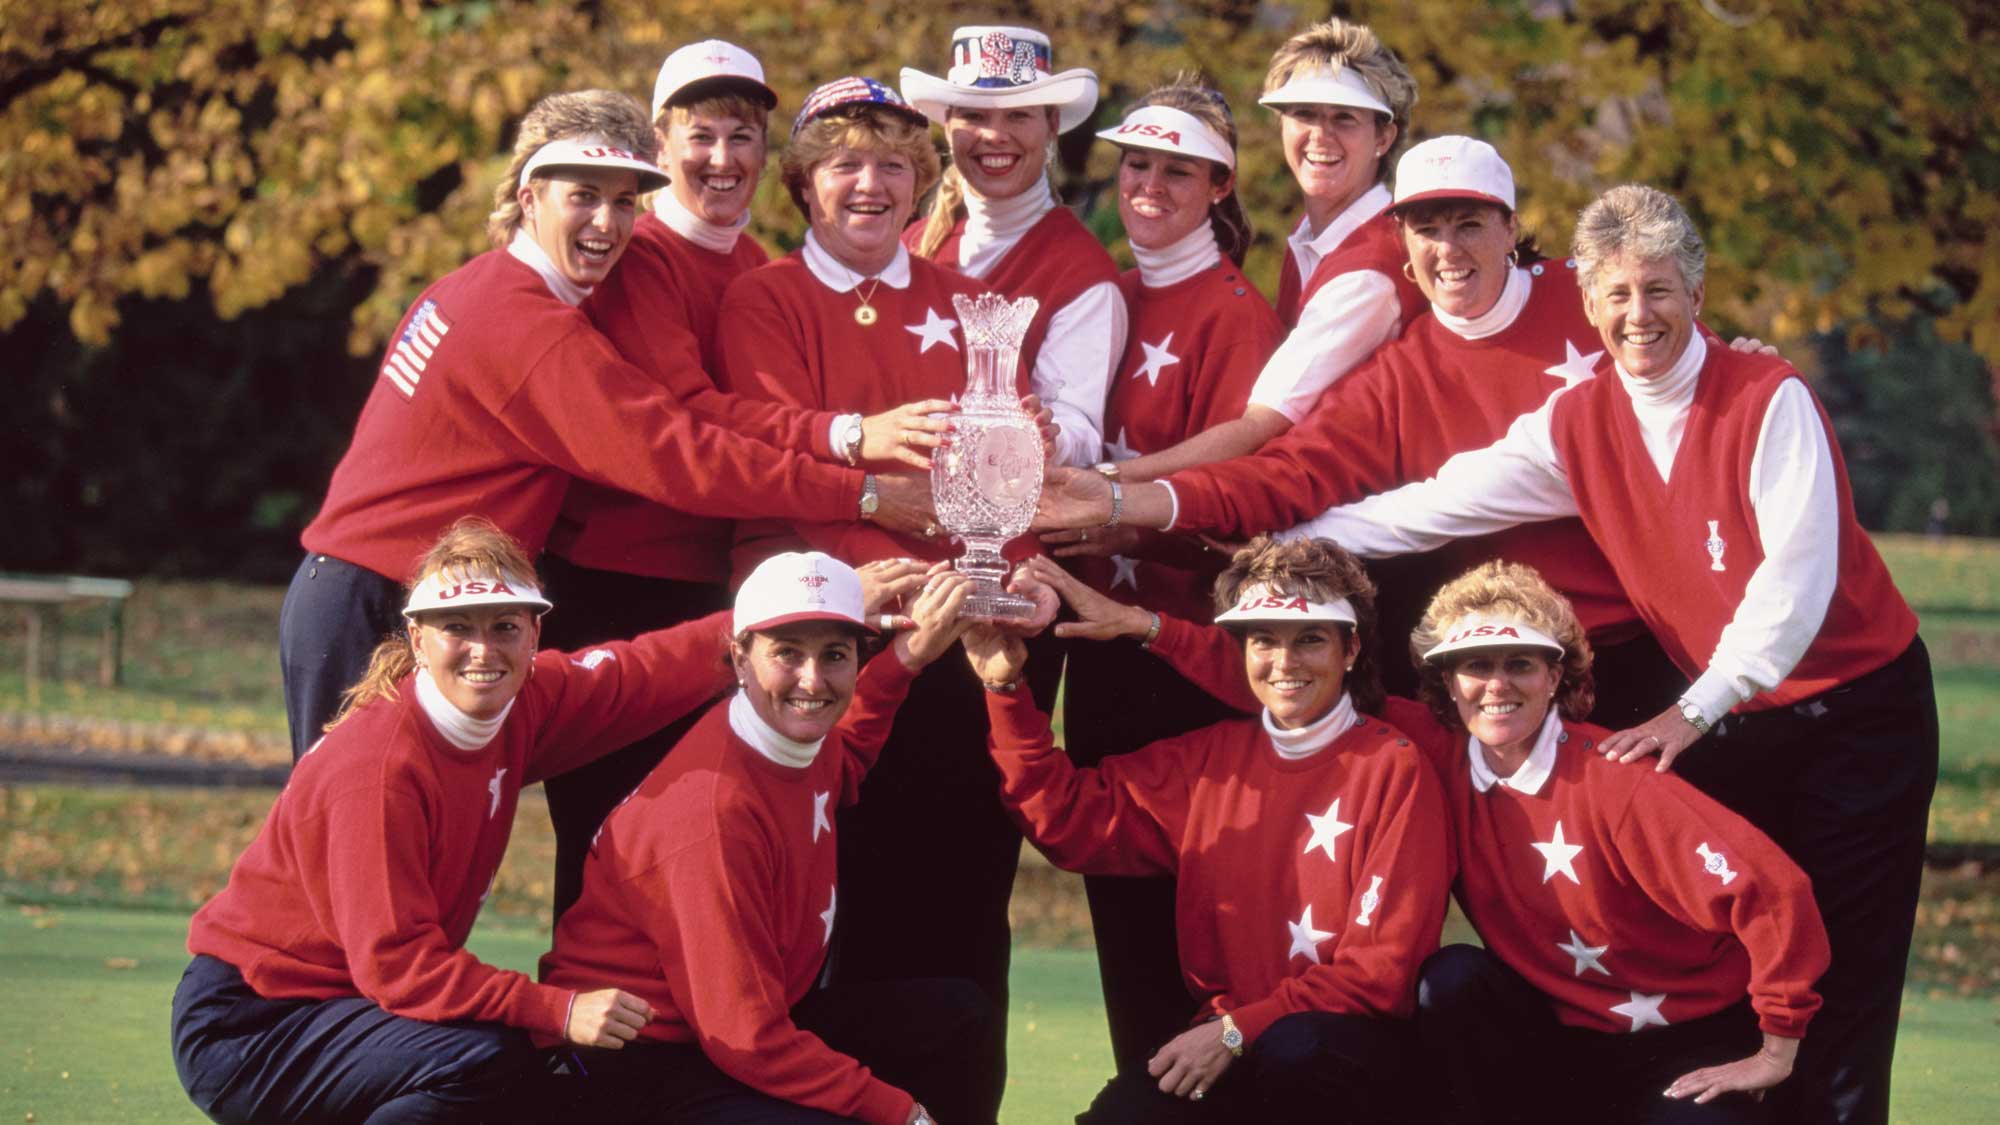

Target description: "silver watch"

left=1675, top=697, right=1711, bottom=735
left=838, top=414, right=865, bottom=466
left=858, top=473, right=880, bottom=518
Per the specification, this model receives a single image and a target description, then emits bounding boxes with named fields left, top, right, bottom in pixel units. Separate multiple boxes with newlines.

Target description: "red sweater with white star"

left=553, top=214, right=834, bottom=582
left=1274, top=208, right=1427, bottom=330
left=986, top=689, right=1450, bottom=1042
left=540, top=654, right=920, bottom=1125
left=186, top=611, right=736, bottom=1034
left=1168, top=263, right=1643, bottom=640
left=719, top=252, right=1040, bottom=573
left=1082, top=263, right=1282, bottom=620
left=300, top=250, right=861, bottom=582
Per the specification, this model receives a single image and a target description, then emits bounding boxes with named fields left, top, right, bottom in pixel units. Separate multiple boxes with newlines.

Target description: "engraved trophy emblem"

left=1704, top=520, right=1727, bottom=572
left=931, top=292, right=1044, bottom=618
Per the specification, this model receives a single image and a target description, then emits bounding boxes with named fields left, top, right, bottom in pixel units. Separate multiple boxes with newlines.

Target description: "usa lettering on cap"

left=403, top=570, right=554, bottom=619
left=1213, top=582, right=1357, bottom=627
left=1093, top=104, right=1235, bottom=170
left=1420, top=615, right=1564, bottom=662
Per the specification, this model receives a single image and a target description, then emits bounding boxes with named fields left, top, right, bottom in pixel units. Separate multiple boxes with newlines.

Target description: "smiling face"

left=1446, top=645, right=1562, bottom=759
left=1398, top=201, right=1518, bottom=319
left=945, top=105, right=1054, bottom=201
left=519, top=168, right=641, bottom=288
left=805, top=144, right=916, bottom=275
left=733, top=623, right=861, bottom=744
left=1243, top=620, right=1352, bottom=730
left=408, top=604, right=540, bottom=721
left=1117, top=148, right=1225, bottom=250
left=1278, top=105, right=1394, bottom=230
left=1583, top=251, right=1704, bottom=381
left=660, top=110, right=766, bottom=226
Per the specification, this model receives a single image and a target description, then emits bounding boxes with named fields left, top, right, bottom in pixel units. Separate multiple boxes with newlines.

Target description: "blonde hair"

left=485, top=89, right=657, bottom=248
left=1123, top=73, right=1254, bottom=265
left=780, top=108, right=942, bottom=220
left=1212, top=535, right=1385, bottom=716
left=914, top=105, right=1061, bottom=259
left=659, top=93, right=771, bottom=136
left=325, top=517, right=544, bottom=731
left=1262, top=18, right=1418, bottom=181
left=1410, top=561, right=1596, bottom=733
left=1572, top=183, right=1707, bottom=296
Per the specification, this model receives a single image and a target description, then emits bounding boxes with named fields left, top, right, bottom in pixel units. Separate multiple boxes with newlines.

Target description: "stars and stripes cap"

left=1214, top=582, right=1358, bottom=627
left=403, top=569, right=553, bottom=619
left=519, top=135, right=668, bottom=193
left=735, top=551, right=870, bottom=635
left=1258, top=64, right=1392, bottom=117
left=792, top=77, right=930, bottom=137
left=1096, top=104, right=1236, bottom=170
left=651, top=39, right=778, bottom=118
left=1421, top=615, right=1565, bottom=662
left=1391, top=135, right=1516, bottom=214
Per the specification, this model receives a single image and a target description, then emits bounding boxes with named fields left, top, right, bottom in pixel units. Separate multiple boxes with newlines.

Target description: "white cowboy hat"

left=900, top=25, right=1099, bottom=133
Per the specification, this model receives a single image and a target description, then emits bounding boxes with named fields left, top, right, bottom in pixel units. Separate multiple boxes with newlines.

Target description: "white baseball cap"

left=1421, top=615, right=1565, bottom=663
left=1391, top=135, right=1516, bottom=213
left=1096, top=104, right=1235, bottom=170
left=1258, top=65, right=1392, bottom=117
left=651, top=39, right=778, bottom=119
left=403, top=569, right=553, bottom=619
left=1214, top=582, right=1358, bottom=627
left=519, top=136, right=669, bottom=193
left=734, top=552, right=869, bottom=634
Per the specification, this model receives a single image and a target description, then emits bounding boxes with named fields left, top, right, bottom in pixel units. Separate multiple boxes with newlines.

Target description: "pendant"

left=854, top=305, right=877, bottom=327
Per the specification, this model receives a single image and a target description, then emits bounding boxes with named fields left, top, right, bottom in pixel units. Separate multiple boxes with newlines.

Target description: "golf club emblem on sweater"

left=1695, top=842, right=1738, bottom=885
left=488, top=767, right=507, bottom=818
left=1705, top=520, right=1727, bottom=572
left=1355, top=875, right=1384, bottom=927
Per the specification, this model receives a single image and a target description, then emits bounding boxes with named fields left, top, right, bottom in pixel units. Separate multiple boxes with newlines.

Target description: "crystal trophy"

left=932, top=292, right=1044, bottom=619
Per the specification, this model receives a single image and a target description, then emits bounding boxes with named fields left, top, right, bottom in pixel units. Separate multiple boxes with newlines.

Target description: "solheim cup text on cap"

left=733, top=551, right=869, bottom=635
left=403, top=572, right=554, bottom=619
left=1390, top=135, right=1516, bottom=212
left=1213, top=582, right=1359, bottom=626
left=899, top=24, right=1099, bottom=132
left=1095, top=104, right=1236, bottom=170
left=1420, top=615, right=1565, bottom=662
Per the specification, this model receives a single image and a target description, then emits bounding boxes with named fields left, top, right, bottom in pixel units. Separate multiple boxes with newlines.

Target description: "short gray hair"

left=1572, top=184, right=1706, bottom=295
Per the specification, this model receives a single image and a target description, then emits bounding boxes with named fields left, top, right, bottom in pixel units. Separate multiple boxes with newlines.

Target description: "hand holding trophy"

left=931, top=292, right=1043, bottom=619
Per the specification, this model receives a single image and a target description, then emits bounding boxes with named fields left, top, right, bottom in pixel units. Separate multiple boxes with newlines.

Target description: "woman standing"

left=281, top=89, right=925, bottom=763
left=1041, top=76, right=1284, bottom=1075
left=902, top=24, right=1121, bottom=469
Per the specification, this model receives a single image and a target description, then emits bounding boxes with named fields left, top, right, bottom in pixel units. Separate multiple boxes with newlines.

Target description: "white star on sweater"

left=1610, top=990, right=1670, bottom=1032
left=1110, top=555, right=1140, bottom=590
left=1287, top=904, right=1334, bottom=964
left=820, top=885, right=837, bottom=945
left=1532, top=820, right=1584, bottom=884
left=1545, top=339, right=1603, bottom=387
left=1133, top=332, right=1180, bottom=387
left=1302, top=797, right=1353, bottom=863
left=812, top=790, right=832, bottom=843
left=1557, top=928, right=1611, bottom=976
left=905, top=308, right=960, bottom=353
left=1103, top=427, right=1140, bottom=463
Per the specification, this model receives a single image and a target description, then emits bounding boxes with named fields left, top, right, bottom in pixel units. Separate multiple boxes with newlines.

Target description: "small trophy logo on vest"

left=1704, top=520, right=1727, bottom=572
left=1695, top=842, right=1738, bottom=885
left=1355, top=875, right=1384, bottom=927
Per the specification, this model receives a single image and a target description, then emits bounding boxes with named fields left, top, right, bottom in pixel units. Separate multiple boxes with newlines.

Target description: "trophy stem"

left=954, top=542, right=1036, bottom=620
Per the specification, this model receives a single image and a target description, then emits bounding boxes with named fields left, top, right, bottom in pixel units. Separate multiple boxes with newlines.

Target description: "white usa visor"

left=1096, top=105, right=1235, bottom=170
left=519, top=136, right=669, bottom=193
left=403, top=571, right=553, bottom=619
left=1422, top=616, right=1565, bottom=663
left=1258, top=65, right=1392, bottom=117
left=1214, top=582, right=1357, bottom=627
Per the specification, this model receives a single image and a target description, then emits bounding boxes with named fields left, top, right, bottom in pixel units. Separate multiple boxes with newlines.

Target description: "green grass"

left=3, top=904, right=1995, bottom=1124
left=1877, top=534, right=2000, bottom=614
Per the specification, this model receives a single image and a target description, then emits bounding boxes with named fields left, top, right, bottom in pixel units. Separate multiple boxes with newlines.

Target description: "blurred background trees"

left=6, top=0, right=1998, bottom=578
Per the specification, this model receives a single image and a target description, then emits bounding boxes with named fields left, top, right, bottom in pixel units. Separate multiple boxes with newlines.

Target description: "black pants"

left=558, top=978, right=999, bottom=1124
left=537, top=555, right=732, bottom=921
left=1061, top=636, right=1242, bottom=1076
left=1588, top=627, right=1689, bottom=730
left=1671, top=639, right=1938, bottom=1125
left=1415, top=945, right=1769, bottom=1125
left=171, top=954, right=550, bottom=1125
left=1077, top=1009, right=1416, bottom=1125
left=278, top=551, right=403, bottom=761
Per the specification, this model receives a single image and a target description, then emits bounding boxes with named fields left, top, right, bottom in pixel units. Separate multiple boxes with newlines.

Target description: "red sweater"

left=1169, top=263, right=1643, bottom=640
left=540, top=655, right=919, bottom=1125
left=553, top=215, right=829, bottom=581
left=1082, top=263, right=1281, bottom=620
left=907, top=207, right=1121, bottom=380
left=301, top=250, right=860, bottom=582
left=186, top=611, right=736, bottom=1035
left=1274, top=209, right=1426, bottom=330
left=986, top=689, right=1449, bottom=1042
left=1550, top=347, right=1917, bottom=706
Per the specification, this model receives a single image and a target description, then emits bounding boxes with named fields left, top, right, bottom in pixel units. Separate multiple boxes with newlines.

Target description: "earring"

left=1402, top=261, right=1418, bottom=283
left=1505, top=250, right=1519, bottom=271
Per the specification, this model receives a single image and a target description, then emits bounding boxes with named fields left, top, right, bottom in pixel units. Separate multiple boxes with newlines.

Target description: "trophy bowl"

left=932, top=293, right=1044, bottom=619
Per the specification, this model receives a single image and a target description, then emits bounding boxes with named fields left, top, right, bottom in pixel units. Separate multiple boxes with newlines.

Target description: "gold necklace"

left=852, top=277, right=884, bottom=326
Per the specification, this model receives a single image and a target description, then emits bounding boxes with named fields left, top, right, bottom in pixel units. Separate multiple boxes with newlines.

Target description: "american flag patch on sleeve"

left=380, top=299, right=452, bottom=397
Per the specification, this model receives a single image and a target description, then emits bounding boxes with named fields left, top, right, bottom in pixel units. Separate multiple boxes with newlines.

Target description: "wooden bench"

left=0, top=574, right=136, bottom=698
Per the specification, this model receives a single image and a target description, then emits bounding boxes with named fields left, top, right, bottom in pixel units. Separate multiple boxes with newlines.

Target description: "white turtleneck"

left=1465, top=708, right=1562, bottom=795
left=951, top=177, right=1121, bottom=468
left=1261, top=691, right=1360, bottom=762
left=728, top=689, right=822, bottom=768
left=1432, top=266, right=1532, bottom=342
left=1132, top=221, right=1221, bottom=289
left=655, top=189, right=749, bottom=255
left=507, top=228, right=591, bottom=307
left=414, top=666, right=513, bottom=751
left=1291, top=325, right=1842, bottom=728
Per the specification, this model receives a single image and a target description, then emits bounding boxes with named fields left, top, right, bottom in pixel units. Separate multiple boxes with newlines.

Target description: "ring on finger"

left=1080, top=528, right=1091, bottom=542
left=923, top=523, right=940, bottom=539
left=1190, top=1087, right=1206, bottom=1102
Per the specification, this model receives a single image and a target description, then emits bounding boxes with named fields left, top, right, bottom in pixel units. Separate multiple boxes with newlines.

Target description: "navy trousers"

left=278, top=551, right=403, bottom=761
left=171, top=954, right=551, bottom=1125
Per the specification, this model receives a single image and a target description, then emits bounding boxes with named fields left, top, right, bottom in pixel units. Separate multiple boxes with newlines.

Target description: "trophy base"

left=960, top=587, right=1038, bottom=621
